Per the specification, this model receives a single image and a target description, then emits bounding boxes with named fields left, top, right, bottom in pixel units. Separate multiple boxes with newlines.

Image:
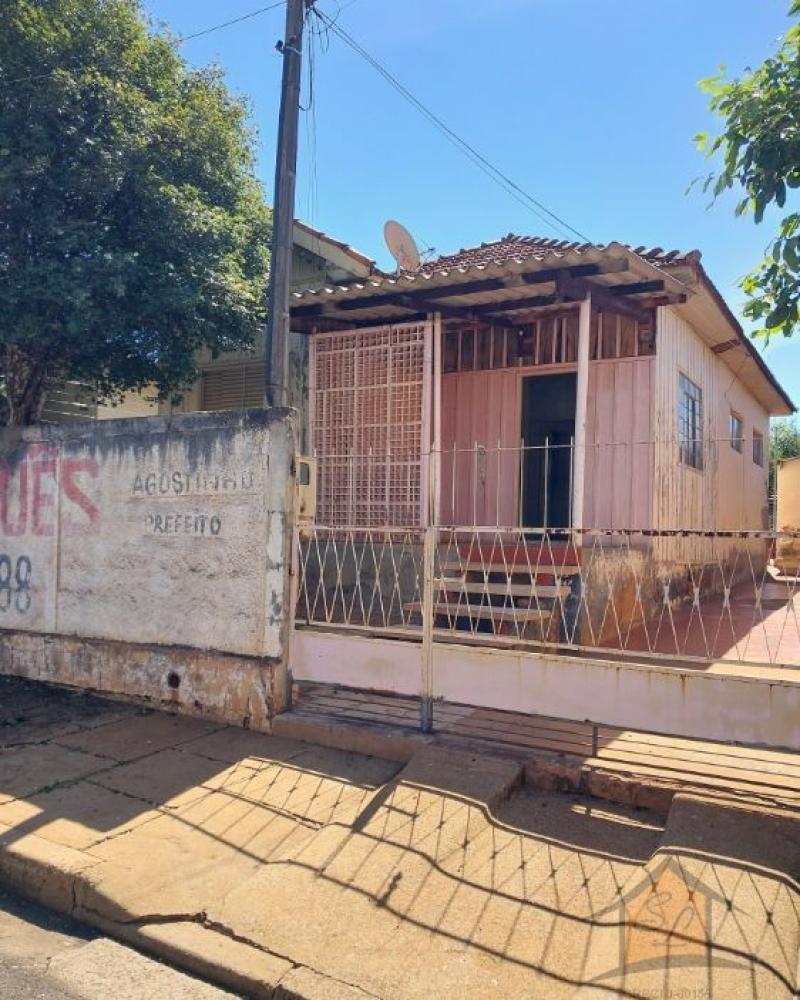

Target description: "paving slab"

left=0, top=744, right=109, bottom=804
left=577, top=795, right=800, bottom=998
left=0, top=677, right=138, bottom=750
left=56, top=713, right=221, bottom=763
left=208, top=750, right=402, bottom=828
left=88, top=747, right=230, bottom=810
left=185, top=727, right=313, bottom=766
left=0, top=780, right=160, bottom=850
left=396, top=745, right=522, bottom=809
left=211, top=774, right=664, bottom=1000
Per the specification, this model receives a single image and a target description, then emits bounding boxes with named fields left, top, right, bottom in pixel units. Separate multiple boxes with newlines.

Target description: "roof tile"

left=417, top=234, right=700, bottom=274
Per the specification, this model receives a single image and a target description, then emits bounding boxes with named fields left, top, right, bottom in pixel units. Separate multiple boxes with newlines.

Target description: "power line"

left=178, top=1, right=286, bottom=43
left=312, top=7, right=591, bottom=244
left=0, top=1, right=287, bottom=89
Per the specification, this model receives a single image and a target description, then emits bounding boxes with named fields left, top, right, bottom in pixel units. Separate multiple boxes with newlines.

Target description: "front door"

left=521, top=373, right=577, bottom=529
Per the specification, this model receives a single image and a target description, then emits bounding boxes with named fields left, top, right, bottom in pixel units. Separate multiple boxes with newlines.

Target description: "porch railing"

left=311, top=436, right=772, bottom=532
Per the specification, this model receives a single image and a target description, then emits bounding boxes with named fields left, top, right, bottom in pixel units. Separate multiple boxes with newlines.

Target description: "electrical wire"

left=303, top=6, right=322, bottom=235
left=178, top=1, right=287, bottom=42
left=312, top=6, right=591, bottom=244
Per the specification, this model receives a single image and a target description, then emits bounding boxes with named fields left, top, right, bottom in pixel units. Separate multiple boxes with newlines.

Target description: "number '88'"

left=0, top=555, right=32, bottom=614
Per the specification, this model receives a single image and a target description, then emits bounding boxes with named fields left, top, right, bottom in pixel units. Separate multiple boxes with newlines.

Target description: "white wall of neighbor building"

left=0, top=409, right=295, bottom=659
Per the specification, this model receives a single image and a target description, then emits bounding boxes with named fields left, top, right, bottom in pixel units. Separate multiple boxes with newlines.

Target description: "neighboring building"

left=43, top=220, right=377, bottom=448
left=776, top=455, right=800, bottom=575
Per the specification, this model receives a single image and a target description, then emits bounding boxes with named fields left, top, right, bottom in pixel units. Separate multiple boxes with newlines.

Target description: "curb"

left=0, top=825, right=368, bottom=1000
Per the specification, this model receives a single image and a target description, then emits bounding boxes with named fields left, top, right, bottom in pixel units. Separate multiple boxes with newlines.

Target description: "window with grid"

left=729, top=411, right=743, bottom=452
left=311, top=323, right=428, bottom=527
left=678, top=373, right=703, bottom=470
left=753, top=429, right=764, bottom=467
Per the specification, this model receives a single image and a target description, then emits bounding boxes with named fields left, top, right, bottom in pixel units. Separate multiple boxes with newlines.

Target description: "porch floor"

left=602, top=578, right=800, bottom=666
left=278, top=683, right=800, bottom=815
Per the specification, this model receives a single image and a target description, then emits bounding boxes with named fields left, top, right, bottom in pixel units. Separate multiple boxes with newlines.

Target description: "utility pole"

left=264, top=0, right=311, bottom=407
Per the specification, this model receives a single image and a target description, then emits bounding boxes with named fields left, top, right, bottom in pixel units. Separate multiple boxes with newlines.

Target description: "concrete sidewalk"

left=0, top=677, right=798, bottom=1000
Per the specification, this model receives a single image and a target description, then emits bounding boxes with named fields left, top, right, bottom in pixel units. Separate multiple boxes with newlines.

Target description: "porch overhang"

left=290, top=238, right=796, bottom=416
left=289, top=241, right=692, bottom=332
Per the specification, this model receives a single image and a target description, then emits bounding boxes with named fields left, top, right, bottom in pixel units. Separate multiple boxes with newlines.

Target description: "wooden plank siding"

left=440, top=357, right=655, bottom=529
left=440, top=367, right=522, bottom=526
left=652, top=306, right=770, bottom=563
left=583, top=357, right=655, bottom=530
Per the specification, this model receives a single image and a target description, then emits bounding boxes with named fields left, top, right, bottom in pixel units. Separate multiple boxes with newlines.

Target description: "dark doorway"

left=521, top=373, right=577, bottom=529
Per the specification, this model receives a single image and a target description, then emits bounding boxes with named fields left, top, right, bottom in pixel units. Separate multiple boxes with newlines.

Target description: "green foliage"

left=697, top=2, right=800, bottom=342
left=0, top=0, right=271, bottom=424
left=771, top=415, right=800, bottom=462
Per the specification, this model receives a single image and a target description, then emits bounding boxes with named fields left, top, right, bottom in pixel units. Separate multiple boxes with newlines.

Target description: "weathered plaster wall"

left=0, top=632, right=281, bottom=730
left=0, top=410, right=296, bottom=717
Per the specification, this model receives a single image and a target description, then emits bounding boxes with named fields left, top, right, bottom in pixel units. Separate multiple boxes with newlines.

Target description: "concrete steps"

left=401, top=542, right=578, bottom=639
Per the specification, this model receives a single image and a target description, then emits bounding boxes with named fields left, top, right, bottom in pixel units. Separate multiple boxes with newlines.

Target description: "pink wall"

left=440, top=357, right=655, bottom=529
left=441, top=368, right=522, bottom=526
left=583, top=357, right=655, bottom=530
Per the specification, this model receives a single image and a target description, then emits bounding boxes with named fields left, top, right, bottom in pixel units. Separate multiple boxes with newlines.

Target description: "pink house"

left=289, top=234, right=800, bottom=723
left=291, top=235, right=793, bottom=543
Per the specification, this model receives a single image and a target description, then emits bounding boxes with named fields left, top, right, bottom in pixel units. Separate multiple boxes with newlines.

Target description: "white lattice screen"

left=311, top=322, right=430, bottom=527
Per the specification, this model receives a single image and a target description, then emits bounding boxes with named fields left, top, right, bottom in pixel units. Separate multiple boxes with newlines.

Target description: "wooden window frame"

left=753, top=429, right=765, bottom=467
left=677, top=372, right=704, bottom=471
left=729, top=411, right=744, bottom=453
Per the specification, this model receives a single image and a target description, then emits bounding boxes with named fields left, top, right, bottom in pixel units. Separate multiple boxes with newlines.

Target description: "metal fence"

left=296, top=523, right=800, bottom=668
left=295, top=433, right=799, bottom=669
left=308, top=435, right=771, bottom=531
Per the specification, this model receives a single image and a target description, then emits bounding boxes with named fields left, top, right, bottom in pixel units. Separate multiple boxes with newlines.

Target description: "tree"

left=697, top=1, right=800, bottom=341
left=0, top=0, right=271, bottom=425
left=772, top=416, right=800, bottom=463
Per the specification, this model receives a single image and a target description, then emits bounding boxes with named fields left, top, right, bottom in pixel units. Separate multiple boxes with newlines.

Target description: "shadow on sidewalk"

left=0, top=677, right=798, bottom=1000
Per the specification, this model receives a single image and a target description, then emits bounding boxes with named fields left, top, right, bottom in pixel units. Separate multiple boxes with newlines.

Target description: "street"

left=0, top=890, right=240, bottom=1000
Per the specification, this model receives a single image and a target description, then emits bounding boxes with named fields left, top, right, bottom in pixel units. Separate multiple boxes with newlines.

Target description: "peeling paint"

left=0, top=410, right=296, bottom=724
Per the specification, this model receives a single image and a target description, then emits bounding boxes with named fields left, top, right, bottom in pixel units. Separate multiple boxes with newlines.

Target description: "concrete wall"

left=0, top=409, right=296, bottom=723
left=291, top=630, right=800, bottom=751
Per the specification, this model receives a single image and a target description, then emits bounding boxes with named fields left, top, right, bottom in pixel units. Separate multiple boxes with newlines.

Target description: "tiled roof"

left=293, top=219, right=375, bottom=270
left=419, top=234, right=700, bottom=274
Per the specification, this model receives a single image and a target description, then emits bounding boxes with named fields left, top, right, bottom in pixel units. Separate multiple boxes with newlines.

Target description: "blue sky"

left=145, top=0, right=800, bottom=409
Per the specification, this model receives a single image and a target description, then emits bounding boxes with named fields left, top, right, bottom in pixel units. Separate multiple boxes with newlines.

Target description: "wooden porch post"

left=572, top=295, right=591, bottom=531
left=432, top=311, right=442, bottom=526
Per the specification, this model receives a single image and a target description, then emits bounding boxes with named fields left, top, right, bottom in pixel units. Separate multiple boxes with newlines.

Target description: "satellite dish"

left=384, top=220, right=421, bottom=272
